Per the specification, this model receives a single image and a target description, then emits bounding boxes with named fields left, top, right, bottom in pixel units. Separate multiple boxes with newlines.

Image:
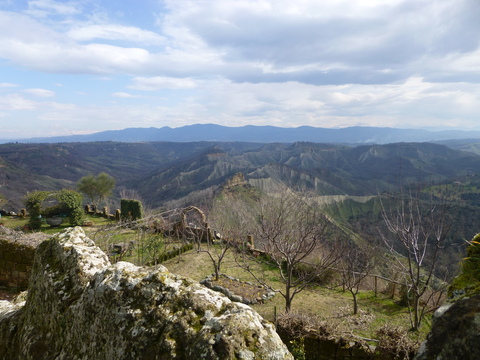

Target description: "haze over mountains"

left=3, top=124, right=480, bottom=144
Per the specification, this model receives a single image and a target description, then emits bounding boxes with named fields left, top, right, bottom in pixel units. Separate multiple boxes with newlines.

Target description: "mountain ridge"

left=3, top=124, right=480, bottom=144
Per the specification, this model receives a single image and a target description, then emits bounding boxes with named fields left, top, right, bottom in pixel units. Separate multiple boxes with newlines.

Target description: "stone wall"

left=0, top=239, right=35, bottom=290
left=0, top=227, right=46, bottom=291
left=277, top=327, right=374, bottom=360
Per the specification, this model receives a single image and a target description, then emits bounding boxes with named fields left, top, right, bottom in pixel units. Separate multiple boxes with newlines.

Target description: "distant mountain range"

left=3, top=124, right=480, bottom=144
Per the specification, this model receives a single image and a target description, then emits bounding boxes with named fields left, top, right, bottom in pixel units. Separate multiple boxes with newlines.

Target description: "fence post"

left=374, top=275, right=378, bottom=297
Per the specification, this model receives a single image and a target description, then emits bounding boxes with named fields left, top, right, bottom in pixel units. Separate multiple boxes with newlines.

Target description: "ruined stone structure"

left=175, top=206, right=213, bottom=242
left=0, top=226, right=47, bottom=291
left=224, top=173, right=247, bottom=189
left=0, top=239, right=35, bottom=290
left=0, top=227, right=292, bottom=359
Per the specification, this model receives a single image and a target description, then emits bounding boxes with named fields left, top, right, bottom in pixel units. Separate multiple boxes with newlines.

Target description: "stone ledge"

left=201, top=273, right=276, bottom=305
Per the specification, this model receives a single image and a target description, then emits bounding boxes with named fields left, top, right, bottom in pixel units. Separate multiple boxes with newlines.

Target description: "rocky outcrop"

left=414, top=294, right=480, bottom=360
left=0, top=227, right=292, bottom=360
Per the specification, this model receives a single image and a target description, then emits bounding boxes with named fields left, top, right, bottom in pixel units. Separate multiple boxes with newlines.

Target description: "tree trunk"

left=351, top=290, right=358, bottom=315
left=285, top=279, right=292, bottom=313
left=412, top=293, right=420, bottom=331
left=214, top=264, right=220, bottom=281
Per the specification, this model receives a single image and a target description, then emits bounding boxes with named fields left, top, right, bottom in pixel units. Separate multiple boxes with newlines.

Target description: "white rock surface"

left=0, top=227, right=292, bottom=359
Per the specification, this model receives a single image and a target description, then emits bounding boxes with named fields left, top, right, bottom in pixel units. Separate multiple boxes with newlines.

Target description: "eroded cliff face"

left=0, top=227, right=292, bottom=360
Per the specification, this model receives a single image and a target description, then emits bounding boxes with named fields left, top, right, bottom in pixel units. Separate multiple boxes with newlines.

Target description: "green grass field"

left=160, top=248, right=431, bottom=344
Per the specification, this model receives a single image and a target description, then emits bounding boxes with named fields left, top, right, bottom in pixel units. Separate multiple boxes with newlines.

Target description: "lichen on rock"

left=0, top=227, right=292, bottom=359
left=414, top=294, right=480, bottom=360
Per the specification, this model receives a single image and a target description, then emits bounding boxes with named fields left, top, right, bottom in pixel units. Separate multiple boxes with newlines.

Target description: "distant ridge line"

left=2, top=124, right=480, bottom=144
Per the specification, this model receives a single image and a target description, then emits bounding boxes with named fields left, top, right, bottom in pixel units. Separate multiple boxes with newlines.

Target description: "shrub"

left=120, top=199, right=144, bottom=221
left=24, top=191, right=50, bottom=230
left=294, top=262, right=337, bottom=286
left=55, top=189, right=84, bottom=226
left=24, top=189, right=84, bottom=229
left=375, top=325, right=419, bottom=360
left=449, top=233, right=480, bottom=299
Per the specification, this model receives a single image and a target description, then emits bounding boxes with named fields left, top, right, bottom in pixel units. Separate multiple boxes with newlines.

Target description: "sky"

left=0, top=0, right=479, bottom=139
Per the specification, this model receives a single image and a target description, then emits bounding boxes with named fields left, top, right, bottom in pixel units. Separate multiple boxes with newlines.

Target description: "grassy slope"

left=161, top=248, right=430, bottom=343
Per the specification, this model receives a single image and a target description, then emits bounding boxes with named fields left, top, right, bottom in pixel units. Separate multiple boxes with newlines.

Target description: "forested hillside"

left=2, top=141, right=480, bottom=210
left=2, top=140, right=479, bottom=268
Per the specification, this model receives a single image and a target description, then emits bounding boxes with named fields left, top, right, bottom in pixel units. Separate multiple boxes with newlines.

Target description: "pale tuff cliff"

left=0, top=227, right=292, bottom=360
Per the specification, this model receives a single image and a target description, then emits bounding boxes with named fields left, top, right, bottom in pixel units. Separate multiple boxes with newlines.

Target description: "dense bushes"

left=449, top=233, right=480, bottom=298
left=24, top=190, right=84, bottom=229
left=153, top=243, right=193, bottom=264
left=55, top=189, right=84, bottom=226
left=24, top=191, right=50, bottom=230
left=120, top=199, right=144, bottom=221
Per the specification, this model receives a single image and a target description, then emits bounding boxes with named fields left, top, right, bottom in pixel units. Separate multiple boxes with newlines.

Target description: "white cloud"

left=0, top=94, right=39, bottom=110
left=0, top=0, right=479, bottom=138
left=129, top=77, right=198, bottom=90
left=24, top=88, right=55, bottom=97
left=0, top=83, right=18, bottom=88
left=27, top=0, right=81, bottom=17
left=112, top=92, right=142, bottom=98
left=67, top=24, right=166, bottom=46
left=0, top=0, right=477, bottom=86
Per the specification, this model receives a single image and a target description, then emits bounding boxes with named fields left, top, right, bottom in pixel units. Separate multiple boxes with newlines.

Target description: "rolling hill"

left=131, top=141, right=480, bottom=208
left=2, top=140, right=480, bottom=211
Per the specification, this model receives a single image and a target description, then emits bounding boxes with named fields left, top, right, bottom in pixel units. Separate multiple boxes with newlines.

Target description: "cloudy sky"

left=0, top=0, right=479, bottom=139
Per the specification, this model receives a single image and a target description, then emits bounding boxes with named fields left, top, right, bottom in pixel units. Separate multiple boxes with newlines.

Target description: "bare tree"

left=247, top=191, right=339, bottom=313
left=339, top=242, right=375, bottom=314
left=176, top=205, right=229, bottom=281
left=380, top=188, right=451, bottom=331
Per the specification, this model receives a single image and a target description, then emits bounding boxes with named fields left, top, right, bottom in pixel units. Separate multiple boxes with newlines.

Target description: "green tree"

left=77, top=172, right=115, bottom=208
left=120, top=199, right=144, bottom=221
left=24, top=191, right=50, bottom=230
left=55, top=189, right=84, bottom=226
left=24, top=189, right=84, bottom=229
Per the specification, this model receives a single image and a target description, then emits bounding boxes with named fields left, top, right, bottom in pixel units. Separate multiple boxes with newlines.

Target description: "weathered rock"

left=414, top=294, right=480, bottom=360
left=0, top=227, right=292, bottom=360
